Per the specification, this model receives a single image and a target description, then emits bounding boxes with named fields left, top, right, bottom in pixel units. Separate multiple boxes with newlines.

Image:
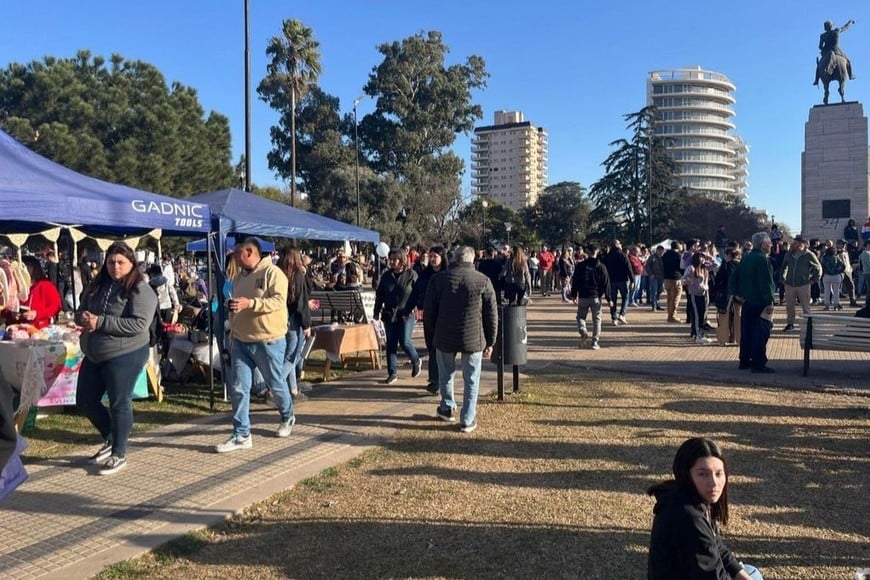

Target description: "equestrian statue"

left=814, top=19, right=855, bottom=104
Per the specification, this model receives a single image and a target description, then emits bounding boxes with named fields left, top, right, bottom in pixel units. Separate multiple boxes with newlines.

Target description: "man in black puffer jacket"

left=423, top=246, right=497, bottom=433
left=600, top=240, right=633, bottom=325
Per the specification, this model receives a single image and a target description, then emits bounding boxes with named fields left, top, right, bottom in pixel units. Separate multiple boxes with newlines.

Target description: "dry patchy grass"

left=99, top=374, right=870, bottom=579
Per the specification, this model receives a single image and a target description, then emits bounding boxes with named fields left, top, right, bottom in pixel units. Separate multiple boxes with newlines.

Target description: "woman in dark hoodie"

left=411, top=246, right=449, bottom=393
left=647, top=437, right=762, bottom=580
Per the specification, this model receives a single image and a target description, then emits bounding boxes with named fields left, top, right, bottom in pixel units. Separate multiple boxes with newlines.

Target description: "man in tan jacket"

left=216, top=238, right=293, bottom=453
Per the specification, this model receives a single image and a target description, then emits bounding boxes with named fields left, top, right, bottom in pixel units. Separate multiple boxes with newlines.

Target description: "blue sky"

left=3, top=0, right=869, bottom=233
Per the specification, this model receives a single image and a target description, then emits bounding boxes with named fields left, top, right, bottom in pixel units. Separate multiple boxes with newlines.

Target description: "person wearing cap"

left=779, top=238, right=822, bottom=332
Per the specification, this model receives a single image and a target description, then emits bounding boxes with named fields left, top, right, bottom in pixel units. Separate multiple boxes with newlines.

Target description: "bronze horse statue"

left=818, top=52, right=849, bottom=104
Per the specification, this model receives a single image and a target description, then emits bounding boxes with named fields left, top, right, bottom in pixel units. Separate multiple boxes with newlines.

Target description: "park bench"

left=799, top=313, right=870, bottom=376
left=310, top=289, right=373, bottom=325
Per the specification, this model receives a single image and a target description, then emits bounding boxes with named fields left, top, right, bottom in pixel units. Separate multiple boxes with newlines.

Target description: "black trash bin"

left=496, top=304, right=527, bottom=365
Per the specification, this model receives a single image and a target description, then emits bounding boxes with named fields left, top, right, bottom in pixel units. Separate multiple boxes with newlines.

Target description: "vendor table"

left=0, top=339, right=155, bottom=431
left=306, top=323, right=381, bottom=381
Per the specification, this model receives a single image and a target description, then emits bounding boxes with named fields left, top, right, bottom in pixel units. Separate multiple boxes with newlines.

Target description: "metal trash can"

left=494, top=304, right=527, bottom=365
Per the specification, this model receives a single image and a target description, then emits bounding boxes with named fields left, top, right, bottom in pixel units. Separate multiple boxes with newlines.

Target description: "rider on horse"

left=814, top=19, right=855, bottom=86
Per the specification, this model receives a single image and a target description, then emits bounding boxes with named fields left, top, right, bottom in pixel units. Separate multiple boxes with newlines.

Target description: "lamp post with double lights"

left=353, top=95, right=365, bottom=227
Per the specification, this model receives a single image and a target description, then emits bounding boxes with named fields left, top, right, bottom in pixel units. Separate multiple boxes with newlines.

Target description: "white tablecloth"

left=0, top=340, right=83, bottom=415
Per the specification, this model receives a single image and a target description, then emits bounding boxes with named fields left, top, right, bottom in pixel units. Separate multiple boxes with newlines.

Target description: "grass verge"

left=93, top=373, right=869, bottom=579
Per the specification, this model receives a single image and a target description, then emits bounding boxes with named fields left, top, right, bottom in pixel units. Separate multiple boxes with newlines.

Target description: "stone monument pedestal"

left=801, top=102, right=869, bottom=241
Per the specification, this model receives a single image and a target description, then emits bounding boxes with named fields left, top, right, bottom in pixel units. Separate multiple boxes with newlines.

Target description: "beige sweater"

left=230, top=257, right=288, bottom=342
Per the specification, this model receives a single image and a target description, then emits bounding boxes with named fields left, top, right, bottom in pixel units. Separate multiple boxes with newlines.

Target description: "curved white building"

left=647, top=67, right=748, bottom=199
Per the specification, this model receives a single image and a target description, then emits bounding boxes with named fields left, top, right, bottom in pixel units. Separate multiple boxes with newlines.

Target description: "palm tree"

left=258, top=19, right=321, bottom=207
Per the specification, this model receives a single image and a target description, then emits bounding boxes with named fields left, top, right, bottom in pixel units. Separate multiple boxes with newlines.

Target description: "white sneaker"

left=590, top=341, right=600, bottom=350
left=216, top=433, right=252, bottom=453
left=277, top=416, right=296, bottom=438
left=693, top=336, right=713, bottom=345
left=618, top=315, right=627, bottom=325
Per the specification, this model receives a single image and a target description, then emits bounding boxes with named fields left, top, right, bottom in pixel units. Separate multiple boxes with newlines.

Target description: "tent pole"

left=207, top=232, right=215, bottom=412
left=70, top=230, right=79, bottom=312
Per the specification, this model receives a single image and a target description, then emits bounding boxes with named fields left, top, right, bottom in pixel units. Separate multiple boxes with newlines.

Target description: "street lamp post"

left=481, top=200, right=488, bottom=250
left=353, top=95, right=364, bottom=227
left=243, top=0, right=251, bottom=193
left=505, top=222, right=512, bottom=248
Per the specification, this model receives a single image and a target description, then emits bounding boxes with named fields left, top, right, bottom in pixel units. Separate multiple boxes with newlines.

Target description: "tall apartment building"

left=471, top=111, right=548, bottom=210
left=647, top=67, right=748, bottom=199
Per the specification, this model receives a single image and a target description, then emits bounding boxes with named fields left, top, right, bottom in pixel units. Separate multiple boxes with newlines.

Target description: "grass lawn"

left=93, top=372, right=869, bottom=579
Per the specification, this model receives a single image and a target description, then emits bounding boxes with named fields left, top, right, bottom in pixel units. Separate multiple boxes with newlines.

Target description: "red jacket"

left=538, top=250, right=555, bottom=271
left=23, top=279, right=62, bottom=328
left=628, top=254, right=644, bottom=276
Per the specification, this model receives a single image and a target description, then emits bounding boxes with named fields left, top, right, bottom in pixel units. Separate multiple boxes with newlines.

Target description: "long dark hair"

left=428, top=245, right=448, bottom=272
left=22, top=256, right=46, bottom=282
left=85, top=242, right=144, bottom=298
left=647, top=437, right=730, bottom=526
left=278, top=246, right=305, bottom=305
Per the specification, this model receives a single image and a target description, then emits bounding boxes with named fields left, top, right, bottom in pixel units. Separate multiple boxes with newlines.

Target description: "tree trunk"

left=290, top=84, right=297, bottom=207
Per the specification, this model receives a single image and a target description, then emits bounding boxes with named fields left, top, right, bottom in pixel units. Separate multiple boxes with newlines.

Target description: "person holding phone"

left=75, top=243, right=157, bottom=475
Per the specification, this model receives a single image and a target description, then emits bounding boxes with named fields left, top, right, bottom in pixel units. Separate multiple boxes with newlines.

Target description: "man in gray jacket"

left=423, top=246, right=498, bottom=433
left=780, top=238, right=822, bottom=332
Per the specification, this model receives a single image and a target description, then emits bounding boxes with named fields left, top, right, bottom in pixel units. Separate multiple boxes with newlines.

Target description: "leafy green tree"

left=359, top=31, right=487, bottom=232
left=588, top=107, right=681, bottom=244
left=258, top=19, right=322, bottom=207
left=362, top=31, right=487, bottom=174
left=668, top=195, right=776, bottom=244
left=292, top=86, right=354, bottom=212
left=522, top=181, right=592, bottom=247
left=454, top=198, right=529, bottom=250
left=0, top=51, right=236, bottom=196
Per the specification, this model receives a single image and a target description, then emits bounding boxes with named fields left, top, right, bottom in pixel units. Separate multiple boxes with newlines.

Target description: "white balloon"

left=375, top=241, right=390, bottom=258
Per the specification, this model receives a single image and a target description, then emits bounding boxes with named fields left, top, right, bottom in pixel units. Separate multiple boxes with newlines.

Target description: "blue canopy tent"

left=186, top=236, right=274, bottom=253
left=186, top=188, right=379, bottom=244
left=186, top=188, right=380, bottom=407
left=0, top=129, right=210, bottom=236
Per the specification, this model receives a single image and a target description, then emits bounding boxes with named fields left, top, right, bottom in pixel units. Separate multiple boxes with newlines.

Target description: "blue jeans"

left=76, top=344, right=149, bottom=458
left=427, top=345, right=439, bottom=385
left=648, top=277, right=662, bottom=309
left=436, top=349, right=482, bottom=426
left=739, top=302, right=772, bottom=370
left=384, top=316, right=419, bottom=376
left=282, top=318, right=304, bottom=391
left=231, top=337, right=291, bottom=436
left=609, top=281, right=629, bottom=319
left=630, top=274, right=642, bottom=303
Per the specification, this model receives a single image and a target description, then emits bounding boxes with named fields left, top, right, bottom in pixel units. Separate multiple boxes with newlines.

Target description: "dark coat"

left=662, top=250, right=683, bottom=280
left=711, top=260, right=738, bottom=311
left=569, top=257, right=610, bottom=300
left=423, top=263, right=497, bottom=354
left=374, top=268, right=417, bottom=322
left=411, top=263, right=448, bottom=311
left=647, top=483, right=743, bottom=580
left=600, top=248, right=633, bottom=284
left=287, top=271, right=311, bottom=329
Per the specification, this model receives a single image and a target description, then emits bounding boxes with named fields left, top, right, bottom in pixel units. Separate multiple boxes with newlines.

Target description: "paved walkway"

left=2, top=295, right=868, bottom=578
